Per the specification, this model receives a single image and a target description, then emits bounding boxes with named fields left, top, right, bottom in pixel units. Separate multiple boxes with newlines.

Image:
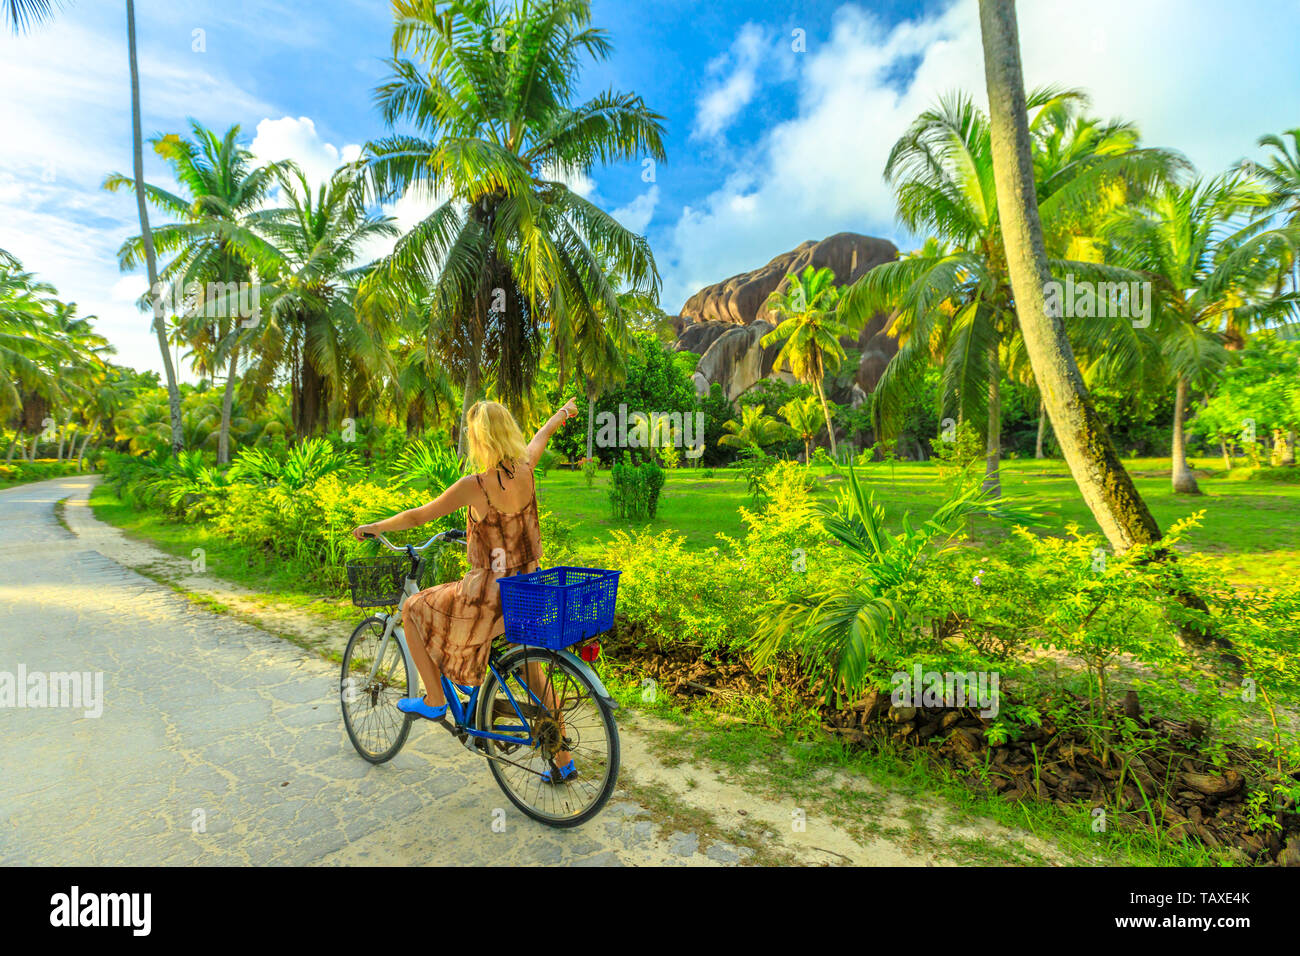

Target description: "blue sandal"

left=397, top=697, right=448, bottom=721
left=541, top=759, right=576, bottom=784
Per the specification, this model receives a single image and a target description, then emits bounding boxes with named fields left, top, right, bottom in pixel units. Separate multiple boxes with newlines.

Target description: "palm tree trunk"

left=76, top=429, right=94, bottom=471
left=5, top=431, right=20, bottom=465
left=218, top=345, right=238, bottom=465
left=300, top=358, right=327, bottom=437
left=28, top=433, right=38, bottom=460
left=978, top=0, right=1161, bottom=552
left=1286, top=428, right=1297, bottom=467
left=983, top=344, right=1002, bottom=495
left=1034, top=395, right=1055, bottom=457
left=585, top=391, right=596, bottom=461
left=1171, top=375, right=1201, bottom=494
left=1219, top=438, right=1231, bottom=474
left=126, top=0, right=184, bottom=455
left=815, top=378, right=837, bottom=458
left=56, top=425, right=66, bottom=462
left=456, top=348, right=482, bottom=460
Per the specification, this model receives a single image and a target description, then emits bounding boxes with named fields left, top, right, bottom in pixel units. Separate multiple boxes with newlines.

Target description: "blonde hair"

left=464, top=401, right=528, bottom=473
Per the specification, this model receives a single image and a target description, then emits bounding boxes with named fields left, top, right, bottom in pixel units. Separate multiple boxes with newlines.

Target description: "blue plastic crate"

left=498, top=566, right=621, bottom=650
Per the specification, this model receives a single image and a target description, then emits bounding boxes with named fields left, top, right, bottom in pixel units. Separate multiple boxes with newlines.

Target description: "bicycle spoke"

left=342, top=618, right=411, bottom=761
left=480, top=651, right=616, bottom=824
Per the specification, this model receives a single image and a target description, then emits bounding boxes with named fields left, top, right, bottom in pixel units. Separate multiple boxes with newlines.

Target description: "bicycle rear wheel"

left=476, top=646, right=619, bottom=828
left=340, top=615, right=413, bottom=763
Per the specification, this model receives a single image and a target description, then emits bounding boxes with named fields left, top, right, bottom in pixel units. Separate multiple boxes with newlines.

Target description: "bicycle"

left=339, top=530, right=622, bottom=828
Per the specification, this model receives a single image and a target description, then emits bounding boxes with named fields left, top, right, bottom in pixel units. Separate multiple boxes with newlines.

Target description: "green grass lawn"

left=89, top=455, right=1300, bottom=595
left=539, top=457, right=1300, bottom=588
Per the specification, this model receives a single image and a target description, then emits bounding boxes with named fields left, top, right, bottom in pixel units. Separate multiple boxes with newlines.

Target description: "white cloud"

left=692, top=24, right=770, bottom=140
left=110, top=276, right=149, bottom=303
left=540, top=161, right=597, bottom=199
left=658, top=0, right=1300, bottom=314
left=0, top=11, right=274, bottom=382
left=611, top=186, right=660, bottom=235
left=249, top=116, right=363, bottom=193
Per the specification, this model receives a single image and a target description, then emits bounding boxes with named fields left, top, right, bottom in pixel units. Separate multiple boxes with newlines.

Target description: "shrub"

left=580, top=457, right=598, bottom=489
left=736, top=444, right=778, bottom=503
left=388, top=439, right=462, bottom=494
left=608, top=454, right=665, bottom=521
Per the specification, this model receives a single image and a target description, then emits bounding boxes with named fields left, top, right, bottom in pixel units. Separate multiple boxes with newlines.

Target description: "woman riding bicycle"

left=351, top=398, right=579, bottom=779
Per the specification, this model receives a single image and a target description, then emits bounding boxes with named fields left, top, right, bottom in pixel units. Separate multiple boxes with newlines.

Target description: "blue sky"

left=2, top=0, right=1298, bottom=378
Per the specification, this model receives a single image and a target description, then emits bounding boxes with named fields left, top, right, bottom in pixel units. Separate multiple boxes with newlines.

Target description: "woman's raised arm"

left=526, top=398, right=579, bottom=466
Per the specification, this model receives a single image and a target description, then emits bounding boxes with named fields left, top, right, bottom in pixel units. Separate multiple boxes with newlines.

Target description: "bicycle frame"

left=363, top=569, right=549, bottom=748
left=358, top=530, right=619, bottom=752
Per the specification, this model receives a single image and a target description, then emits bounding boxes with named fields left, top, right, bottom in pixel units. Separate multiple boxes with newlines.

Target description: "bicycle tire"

left=476, top=646, right=620, bottom=828
left=340, top=615, right=413, bottom=763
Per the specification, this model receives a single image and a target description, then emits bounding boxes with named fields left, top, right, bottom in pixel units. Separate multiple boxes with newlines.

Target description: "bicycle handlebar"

left=363, top=528, right=467, bottom=552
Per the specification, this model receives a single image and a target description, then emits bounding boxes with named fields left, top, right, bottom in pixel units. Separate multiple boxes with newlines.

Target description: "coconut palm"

left=1100, top=176, right=1300, bottom=492
left=389, top=298, right=459, bottom=438
left=7, top=0, right=184, bottom=450
left=842, top=86, right=1181, bottom=496
left=760, top=265, right=854, bottom=457
left=361, top=0, right=666, bottom=454
left=718, top=404, right=791, bottom=451
left=1238, top=129, right=1300, bottom=297
left=232, top=163, right=400, bottom=438
left=975, top=0, right=1166, bottom=551
left=0, top=259, right=61, bottom=425
left=104, top=122, right=282, bottom=463
left=778, top=395, right=824, bottom=464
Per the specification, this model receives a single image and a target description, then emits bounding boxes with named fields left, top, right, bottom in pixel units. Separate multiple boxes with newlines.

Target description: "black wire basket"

left=345, top=546, right=464, bottom=608
left=345, top=556, right=410, bottom=608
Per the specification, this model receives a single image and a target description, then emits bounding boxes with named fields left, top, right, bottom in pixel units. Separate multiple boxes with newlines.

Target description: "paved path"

left=0, top=476, right=1072, bottom=867
left=0, top=477, right=749, bottom=865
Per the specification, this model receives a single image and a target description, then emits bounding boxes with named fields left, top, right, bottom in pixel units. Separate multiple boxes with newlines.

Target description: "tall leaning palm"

left=976, top=0, right=1163, bottom=555
left=362, top=0, right=666, bottom=455
left=761, top=266, right=853, bottom=458
left=105, top=122, right=280, bottom=463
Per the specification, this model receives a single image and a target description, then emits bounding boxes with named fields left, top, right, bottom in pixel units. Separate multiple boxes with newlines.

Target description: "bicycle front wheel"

left=476, top=646, right=620, bottom=828
left=340, top=615, right=413, bottom=763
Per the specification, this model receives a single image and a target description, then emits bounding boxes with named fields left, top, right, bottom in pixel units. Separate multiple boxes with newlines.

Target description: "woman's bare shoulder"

left=441, top=474, right=481, bottom=501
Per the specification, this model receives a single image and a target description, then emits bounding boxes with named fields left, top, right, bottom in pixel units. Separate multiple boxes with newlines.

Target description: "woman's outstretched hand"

left=560, top=398, right=578, bottom=422
left=352, top=523, right=379, bottom=542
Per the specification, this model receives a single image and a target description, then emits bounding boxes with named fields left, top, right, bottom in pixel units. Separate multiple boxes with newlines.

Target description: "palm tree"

left=718, top=404, right=790, bottom=451
left=778, top=395, right=824, bottom=464
left=390, top=298, right=458, bottom=438
left=975, top=0, right=1163, bottom=553
left=46, top=300, right=113, bottom=458
left=104, top=122, right=281, bottom=463
left=5, top=0, right=187, bottom=452
left=1101, top=175, right=1299, bottom=493
left=841, top=87, right=1181, bottom=496
left=0, top=259, right=79, bottom=458
left=362, top=0, right=666, bottom=455
left=1239, top=129, right=1300, bottom=291
left=568, top=260, right=649, bottom=460
left=235, top=163, right=399, bottom=438
left=761, top=266, right=853, bottom=458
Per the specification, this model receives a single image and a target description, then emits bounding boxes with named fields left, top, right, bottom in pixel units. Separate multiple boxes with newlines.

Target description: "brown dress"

left=401, top=461, right=542, bottom=686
